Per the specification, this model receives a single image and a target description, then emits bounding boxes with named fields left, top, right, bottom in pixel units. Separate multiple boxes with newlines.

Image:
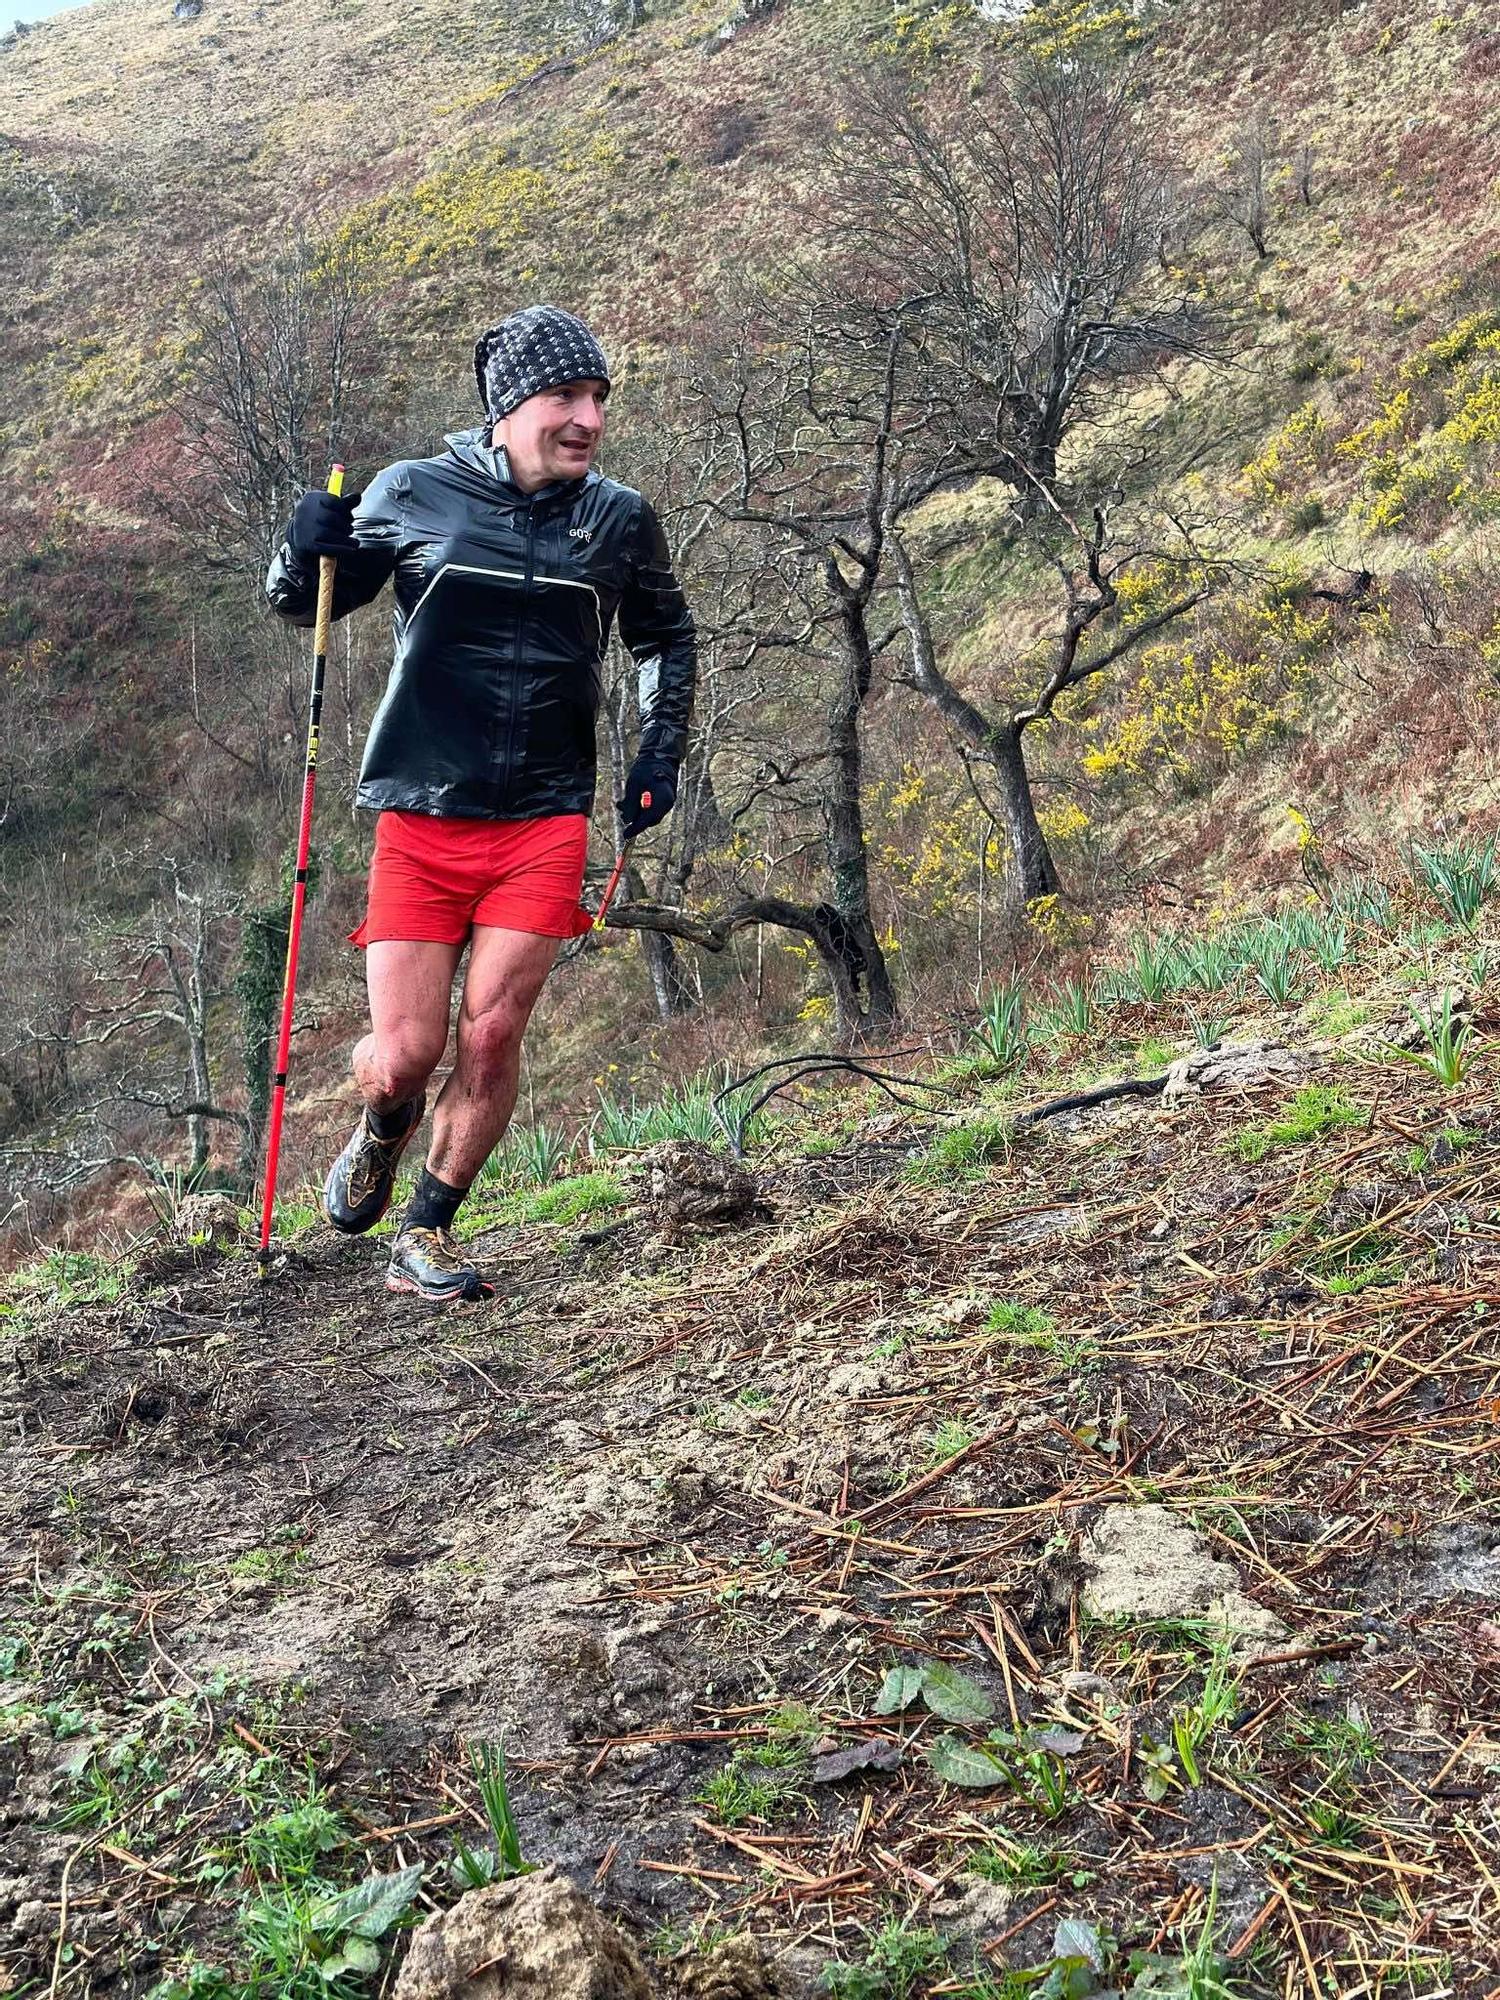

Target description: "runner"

left=266, top=306, right=695, bottom=1301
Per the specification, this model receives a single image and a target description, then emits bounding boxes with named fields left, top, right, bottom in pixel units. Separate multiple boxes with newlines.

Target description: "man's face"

left=494, top=379, right=607, bottom=490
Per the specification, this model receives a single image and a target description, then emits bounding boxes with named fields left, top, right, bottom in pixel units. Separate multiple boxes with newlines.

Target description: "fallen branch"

left=1016, top=1074, right=1167, bottom=1127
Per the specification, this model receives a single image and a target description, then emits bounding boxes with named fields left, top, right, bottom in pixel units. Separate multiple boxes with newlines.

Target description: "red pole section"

left=258, top=464, right=345, bottom=1272
left=592, top=792, right=651, bottom=934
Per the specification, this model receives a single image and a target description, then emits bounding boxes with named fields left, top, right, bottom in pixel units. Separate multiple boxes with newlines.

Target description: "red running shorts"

left=350, top=811, right=594, bottom=948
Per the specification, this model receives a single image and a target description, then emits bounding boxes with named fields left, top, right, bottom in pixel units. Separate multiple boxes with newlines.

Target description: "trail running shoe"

left=322, top=1095, right=426, bottom=1235
left=385, top=1227, right=493, bottom=1304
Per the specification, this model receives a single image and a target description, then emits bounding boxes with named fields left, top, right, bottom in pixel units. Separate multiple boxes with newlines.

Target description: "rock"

left=392, top=1866, right=653, bottom=2000
left=173, top=0, right=203, bottom=16
left=171, top=1191, right=244, bottom=1244
left=677, top=1933, right=783, bottom=2000
left=644, top=1140, right=761, bottom=1241
left=931, top=1876, right=1014, bottom=1940
left=1162, top=1040, right=1305, bottom=1103
left=1080, top=1504, right=1287, bottom=1647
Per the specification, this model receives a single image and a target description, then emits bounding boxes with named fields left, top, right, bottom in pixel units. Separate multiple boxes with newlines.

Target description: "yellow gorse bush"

left=1243, top=402, right=1325, bottom=504
left=1082, top=587, right=1328, bottom=786
left=326, top=153, right=556, bottom=275
left=872, top=766, right=1006, bottom=918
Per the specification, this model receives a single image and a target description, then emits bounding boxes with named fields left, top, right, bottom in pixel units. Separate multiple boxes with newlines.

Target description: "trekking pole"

left=257, top=464, right=345, bottom=1275
left=593, top=791, right=651, bottom=932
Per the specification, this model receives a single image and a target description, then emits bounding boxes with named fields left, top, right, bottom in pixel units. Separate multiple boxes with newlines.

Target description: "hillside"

left=4, top=893, right=1499, bottom=1996
left=2, top=0, right=1500, bottom=1250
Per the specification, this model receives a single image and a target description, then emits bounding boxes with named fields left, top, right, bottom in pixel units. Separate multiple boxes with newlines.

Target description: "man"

left=266, top=305, right=695, bottom=1302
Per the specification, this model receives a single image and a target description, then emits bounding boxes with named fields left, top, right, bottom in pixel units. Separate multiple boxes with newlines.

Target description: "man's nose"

left=571, top=400, right=604, bottom=437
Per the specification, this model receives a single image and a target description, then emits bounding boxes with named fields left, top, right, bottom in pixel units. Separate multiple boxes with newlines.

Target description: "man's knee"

left=458, top=1004, right=526, bottom=1077
left=365, top=1023, right=447, bottom=1100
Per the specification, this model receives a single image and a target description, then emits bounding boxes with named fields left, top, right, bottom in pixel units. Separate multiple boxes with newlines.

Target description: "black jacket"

left=265, top=428, right=696, bottom=820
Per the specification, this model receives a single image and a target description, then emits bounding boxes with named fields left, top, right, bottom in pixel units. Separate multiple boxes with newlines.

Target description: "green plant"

left=1124, top=931, right=1187, bottom=1002
left=1329, top=874, right=1394, bottom=933
left=1383, top=990, right=1473, bottom=1086
left=1046, top=974, right=1096, bottom=1037
left=927, top=1419, right=975, bottom=1465
left=1248, top=937, right=1302, bottom=1006
left=1124, top=1872, right=1241, bottom=1998
left=906, top=1118, right=1009, bottom=1185
left=237, top=1865, right=422, bottom=1989
left=242, top=1790, right=344, bottom=1880
left=1286, top=1706, right=1378, bottom=1779
left=821, top=1919, right=949, bottom=2000
left=974, top=980, right=1028, bottom=1066
left=968, top=1835, right=1083, bottom=1889
left=590, top=1091, right=655, bottom=1150
left=1137, top=1733, right=1179, bottom=1803
left=512, top=1171, right=625, bottom=1226
left=984, top=1300, right=1055, bottom=1337
left=1185, top=1001, right=1234, bottom=1049
left=1234, top=1083, right=1364, bottom=1161
left=1169, top=1646, right=1239, bottom=1786
left=485, top=1120, right=573, bottom=1188
left=1180, top=933, right=1241, bottom=993
left=1412, top=831, right=1499, bottom=929
left=1306, top=917, right=1350, bottom=971
left=450, top=1738, right=531, bottom=1890
left=1011, top=1743, right=1070, bottom=1818
left=695, top=1748, right=803, bottom=1827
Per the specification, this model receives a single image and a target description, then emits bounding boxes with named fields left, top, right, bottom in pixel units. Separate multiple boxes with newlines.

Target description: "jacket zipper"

left=501, top=501, right=535, bottom=810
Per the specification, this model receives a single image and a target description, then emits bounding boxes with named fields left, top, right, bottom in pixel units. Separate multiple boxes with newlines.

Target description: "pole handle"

left=311, top=462, right=346, bottom=661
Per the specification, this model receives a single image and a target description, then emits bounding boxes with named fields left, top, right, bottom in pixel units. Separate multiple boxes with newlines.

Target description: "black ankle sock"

left=368, top=1098, right=418, bottom=1141
left=404, top=1168, right=469, bottom=1233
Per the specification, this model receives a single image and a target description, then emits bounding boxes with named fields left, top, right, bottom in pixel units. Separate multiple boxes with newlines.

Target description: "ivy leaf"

left=926, top=1733, right=1011, bottom=1788
left=310, top=1863, right=423, bottom=1940
left=874, top=1666, right=926, bottom=1715
left=919, top=1664, right=995, bottom=1725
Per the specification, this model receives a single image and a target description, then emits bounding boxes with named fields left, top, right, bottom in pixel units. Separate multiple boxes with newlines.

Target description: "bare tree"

left=172, top=234, right=379, bottom=576
left=2, top=868, right=251, bottom=1211
left=1213, top=110, right=1277, bottom=260
left=889, top=496, right=1214, bottom=906
left=824, top=63, right=1219, bottom=502
left=781, top=62, right=1231, bottom=908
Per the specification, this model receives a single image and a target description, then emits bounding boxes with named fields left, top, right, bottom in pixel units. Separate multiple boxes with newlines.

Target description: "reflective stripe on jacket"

left=264, top=427, right=696, bottom=820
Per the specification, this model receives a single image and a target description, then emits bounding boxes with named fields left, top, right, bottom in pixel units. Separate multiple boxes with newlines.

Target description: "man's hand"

left=287, top=486, right=363, bottom=560
left=617, top=756, right=678, bottom=839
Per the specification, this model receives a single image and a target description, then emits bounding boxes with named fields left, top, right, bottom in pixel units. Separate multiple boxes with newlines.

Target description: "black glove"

left=617, top=756, right=678, bottom=839
left=287, top=486, right=363, bottom=560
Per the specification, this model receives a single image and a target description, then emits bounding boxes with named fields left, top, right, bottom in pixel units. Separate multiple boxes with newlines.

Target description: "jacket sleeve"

left=618, top=494, right=696, bottom=767
left=264, top=464, right=405, bottom=627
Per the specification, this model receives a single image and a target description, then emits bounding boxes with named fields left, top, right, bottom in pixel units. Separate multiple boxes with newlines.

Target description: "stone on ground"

left=392, top=1866, right=654, bottom=2000
left=1081, top=1503, right=1287, bottom=1646
left=171, top=1191, right=245, bottom=1243
left=1161, top=1040, right=1306, bottom=1102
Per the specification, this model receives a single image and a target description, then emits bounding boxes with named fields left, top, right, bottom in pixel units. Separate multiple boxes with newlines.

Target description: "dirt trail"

left=3, top=1051, right=1498, bottom=1997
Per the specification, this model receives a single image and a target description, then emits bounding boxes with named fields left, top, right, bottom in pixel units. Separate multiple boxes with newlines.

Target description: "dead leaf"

left=810, top=1736, right=903, bottom=1783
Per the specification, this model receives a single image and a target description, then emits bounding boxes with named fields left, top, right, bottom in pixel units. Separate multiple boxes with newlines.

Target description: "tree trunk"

left=989, top=723, right=1060, bottom=909
left=827, top=586, right=898, bottom=1039
left=889, top=527, right=1060, bottom=914
left=626, top=865, right=694, bottom=1020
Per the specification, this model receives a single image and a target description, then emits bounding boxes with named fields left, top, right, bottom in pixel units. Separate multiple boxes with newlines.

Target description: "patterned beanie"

left=472, top=306, right=611, bottom=424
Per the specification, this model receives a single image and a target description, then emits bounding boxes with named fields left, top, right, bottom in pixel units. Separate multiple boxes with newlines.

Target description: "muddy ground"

left=3, top=1027, right=1498, bottom=1998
